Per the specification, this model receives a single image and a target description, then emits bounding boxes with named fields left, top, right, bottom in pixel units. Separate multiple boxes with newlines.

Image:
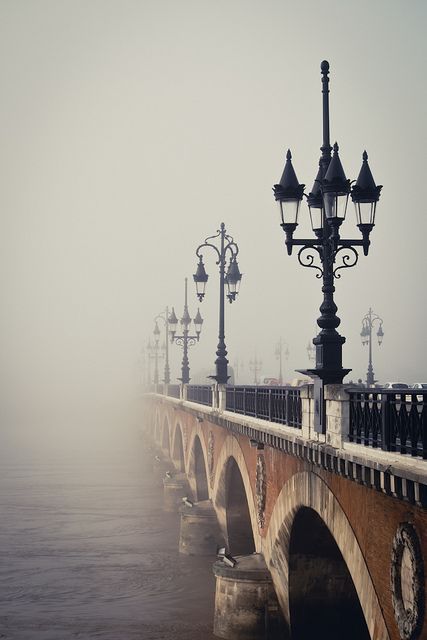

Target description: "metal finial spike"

left=321, top=60, right=329, bottom=73
left=286, top=149, right=292, bottom=160
left=363, top=150, right=368, bottom=161
left=333, top=142, right=339, bottom=152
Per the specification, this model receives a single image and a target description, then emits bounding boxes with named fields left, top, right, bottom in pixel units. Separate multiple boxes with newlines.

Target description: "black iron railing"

left=225, top=386, right=302, bottom=428
left=186, top=385, right=213, bottom=406
left=166, top=384, right=181, bottom=399
left=348, top=390, right=427, bottom=458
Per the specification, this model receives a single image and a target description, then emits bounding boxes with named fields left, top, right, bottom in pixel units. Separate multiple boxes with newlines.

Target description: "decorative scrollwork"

left=207, top=431, right=214, bottom=488
left=391, top=522, right=424, bottom=639
left=333, top=246, right=358, bottom=279
left=196, top=224, right=239, bottom=267
left=297, top=246, right=323, bottom=278
left=174, top=336, right=198, bottom=348
left=255, top=454, right=266, bottom=529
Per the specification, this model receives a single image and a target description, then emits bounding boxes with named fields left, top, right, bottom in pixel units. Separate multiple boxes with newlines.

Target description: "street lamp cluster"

left=144, top=61, right=384, bottom=390
left=145, top=223, right=242, bottom=387
left=273, top=60, right=382, bottom=384
left=169, top=278, right=203, bottom=384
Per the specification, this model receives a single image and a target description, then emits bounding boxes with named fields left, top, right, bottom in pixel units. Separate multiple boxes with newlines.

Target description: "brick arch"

left=186, top=422, right=210, bottom=501
left=263, top=471, right=389, bottom=640
left=170, top=422, right=185, bottom=472
left=212, top=434, right=262, bottom=553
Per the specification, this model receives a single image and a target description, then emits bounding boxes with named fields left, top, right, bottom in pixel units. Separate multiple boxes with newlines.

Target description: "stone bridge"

left=143, top=384, right=427, bottom=640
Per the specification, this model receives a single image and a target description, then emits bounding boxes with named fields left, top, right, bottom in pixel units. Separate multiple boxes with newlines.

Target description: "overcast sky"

left=0, top=0, right=426, bottom=434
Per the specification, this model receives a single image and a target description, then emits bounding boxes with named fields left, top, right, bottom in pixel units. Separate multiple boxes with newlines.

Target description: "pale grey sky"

left=0, top=0, right=426, bottom=429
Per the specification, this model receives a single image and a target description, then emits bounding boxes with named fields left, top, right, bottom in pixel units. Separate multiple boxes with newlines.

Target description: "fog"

left=0, top=0, right=426, bottom=456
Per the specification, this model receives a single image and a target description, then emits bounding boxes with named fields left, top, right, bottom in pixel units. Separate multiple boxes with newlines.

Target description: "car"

left=411, top=383, right=427, bottom=390
left=382, top=382, right=409, bottom=390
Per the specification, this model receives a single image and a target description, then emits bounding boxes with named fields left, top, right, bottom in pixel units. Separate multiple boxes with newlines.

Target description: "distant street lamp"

left=193, top=223, right=242, bottom=384
left=249, top=355, right=262, bottom=385
left=273, top=61, right=382, bottom=384
left=275, top=339, right=289, bottom=385
left=360, top=307, right=384, bottom=386
left=154, top=308, right=171, bottom=384
left=147, top=333, right=165, bottom=385
left=169, top=278, right=203, bottom=384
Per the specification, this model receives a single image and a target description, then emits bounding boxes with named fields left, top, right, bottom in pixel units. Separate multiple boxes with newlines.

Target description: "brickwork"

left=147, top=396, right=427, bottom=640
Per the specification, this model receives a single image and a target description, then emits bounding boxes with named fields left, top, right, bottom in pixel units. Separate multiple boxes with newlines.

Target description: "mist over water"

left=0, top=410, right=216, bottom=640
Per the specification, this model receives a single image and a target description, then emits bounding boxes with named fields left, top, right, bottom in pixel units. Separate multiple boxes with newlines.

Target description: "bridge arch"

left=213, top=435, right=261, bottom=554
left=187, top=426, right=210, bottom=501
left=171, top=423, right=185, bottom=472
left=264, top=471, right=389, bottom=640
left=161, top=416, right=170, bottom=455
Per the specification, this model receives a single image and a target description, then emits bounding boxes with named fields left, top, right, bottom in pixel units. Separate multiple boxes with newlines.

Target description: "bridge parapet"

left=145, top=383, right=427, bottom=640
left=155, top=382, right=427, bottom=462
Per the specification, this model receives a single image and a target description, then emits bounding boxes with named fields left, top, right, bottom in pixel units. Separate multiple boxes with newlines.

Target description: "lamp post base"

left=297, top=368, right=352, bottom=385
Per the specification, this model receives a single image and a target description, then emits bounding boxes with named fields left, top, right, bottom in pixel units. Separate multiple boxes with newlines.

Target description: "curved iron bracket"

left=173, top=336, right=198, bottom=349
left=297, top=245, right=323, bottom=278
left=333, top=246, right=359, bottom=279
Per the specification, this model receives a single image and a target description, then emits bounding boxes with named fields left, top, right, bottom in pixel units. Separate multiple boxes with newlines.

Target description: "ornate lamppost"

left=249, top=355, right=262, bottom=385
left=153, top=308, right=171, bottom=384
left=169, top=278, right=203, bottom=384
left=193, top=223, right=242, bottom=384
left=275, top=339, right=289, bottom=385
left=360, top=307, right=384, bottom=386
left=273, top=61, right=382, bottom=384
left=147, top=332, right=165, bottom=385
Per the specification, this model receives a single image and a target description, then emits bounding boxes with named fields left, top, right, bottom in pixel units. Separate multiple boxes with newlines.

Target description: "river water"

left=0, top=422, right=216, bottom=639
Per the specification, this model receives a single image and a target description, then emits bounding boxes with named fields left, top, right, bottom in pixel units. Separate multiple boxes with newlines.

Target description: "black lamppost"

left=273, top=61, right=382, bottom=384
left=193, top=223, right=242, bottom=384
left=275, top=339, right=289, bottom=385
left=169, top=278, right=203, bottom=384
left=360, top=307, right=384, bottom=386
left=154, top=308, right=171, bottom=384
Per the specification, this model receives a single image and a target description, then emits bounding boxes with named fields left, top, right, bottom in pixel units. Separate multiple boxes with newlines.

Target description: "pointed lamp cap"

left=324, top=142, right=349, bottom=188
left=194, top=308, right=203, bottom=325
left=352, top=151, right=383, bottom=202
left=274, top=150, right=304, bottom=197
left=181, top=306, right=191, bottom=326
left=169, top=307, right=178, bottom=325
left=273, top=150, right=305, bottom=202
left=193, top=256, right=208, bottom=283
left=307, top=161, right=323, bottom=207
left=227, top=258, right=242, bottom=283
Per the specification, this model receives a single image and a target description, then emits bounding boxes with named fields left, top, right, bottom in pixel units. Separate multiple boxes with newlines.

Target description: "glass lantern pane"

left=195, top=280, right=206, bottom=297
left=336, top=193, right=349, bottom=219
left=309, top=206, right=323, bottom=231
left=324, top=192, right=348, bottom=220
left=323, top=192, right=336, bottom=219
left=280, top=199, right=300, bottom=225
left=355, top=201, right=376, bottom=226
